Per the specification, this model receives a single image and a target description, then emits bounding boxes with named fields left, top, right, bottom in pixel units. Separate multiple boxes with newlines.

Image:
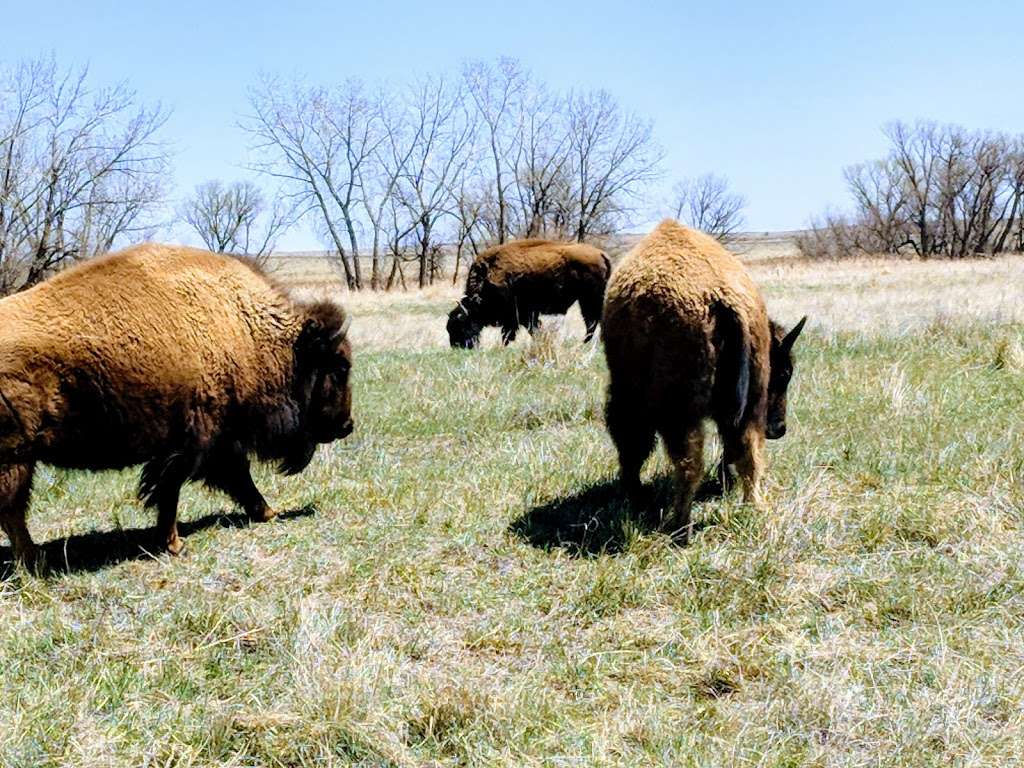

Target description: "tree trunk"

left=344, top=216, right=362, bottom=290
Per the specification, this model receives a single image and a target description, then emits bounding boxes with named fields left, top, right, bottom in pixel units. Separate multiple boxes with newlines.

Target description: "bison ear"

left=297, top=301, right=349, bottom=361
left=781, top=316, right=807, bottom=351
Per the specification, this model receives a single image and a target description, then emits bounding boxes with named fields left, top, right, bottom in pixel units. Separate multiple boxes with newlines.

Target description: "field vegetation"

left=2, top=254, right=1024, bottom=766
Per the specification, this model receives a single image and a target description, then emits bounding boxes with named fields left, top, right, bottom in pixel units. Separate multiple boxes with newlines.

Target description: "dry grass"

left=2, top=252, right=1024, bottom=766
left=757, top=255, right=1024, bottom=336
left=306, top=253, right=1024, bottom=352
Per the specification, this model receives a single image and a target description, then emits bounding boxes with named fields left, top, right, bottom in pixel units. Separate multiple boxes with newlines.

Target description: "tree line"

left=240, top=59, right=671, bottom=289
left=0, top=57, right=168, bottom=294
left=798, top=120, right=1024, bottom=259
left=0, top=54, right=752, bottom=295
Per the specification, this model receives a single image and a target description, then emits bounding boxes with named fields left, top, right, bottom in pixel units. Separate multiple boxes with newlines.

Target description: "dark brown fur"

left=602, top=221, right=805, bottom=542
left=0, top=244, right=354, bottom=567
left=447, top=239, right=611, bottom=348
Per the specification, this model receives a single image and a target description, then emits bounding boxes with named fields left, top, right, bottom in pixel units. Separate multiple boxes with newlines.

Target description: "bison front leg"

left=720, top=423, right=766, bottom=511
left=202, top=447, right=275, bottom=522
left=0, top=463, right=38, bottom=569
left=500, top=322, right=518, bottom=345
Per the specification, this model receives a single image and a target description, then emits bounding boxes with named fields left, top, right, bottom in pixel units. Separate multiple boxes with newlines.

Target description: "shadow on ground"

left=0, top=506, right=316, bottom=578
left=510, top=475, right=724, bottom=557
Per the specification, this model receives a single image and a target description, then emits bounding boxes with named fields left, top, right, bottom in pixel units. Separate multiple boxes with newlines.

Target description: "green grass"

left=2, top=320, right=1024, bottom=766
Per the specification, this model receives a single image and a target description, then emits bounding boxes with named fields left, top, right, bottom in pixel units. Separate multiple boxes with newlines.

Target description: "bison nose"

left=766, top=423, right=787, bottom=440
left=338, top=418, right=354, bottom=438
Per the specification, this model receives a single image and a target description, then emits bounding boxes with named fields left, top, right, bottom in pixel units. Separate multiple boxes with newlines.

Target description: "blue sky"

left=5, top=0, right=1023, bottom=248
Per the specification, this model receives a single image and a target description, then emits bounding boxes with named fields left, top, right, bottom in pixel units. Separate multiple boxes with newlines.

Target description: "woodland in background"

left=8, top=56, right=1023, bottom=295
left=798, top=121, right=1024, bottom=259
left=0, top=55, right=752, bottom=294
left=0, top=58, right=168, bottom=294
left=240, top=58, right=665, bottom=289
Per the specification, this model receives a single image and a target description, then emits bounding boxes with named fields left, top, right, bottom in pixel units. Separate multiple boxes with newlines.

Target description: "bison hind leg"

left=605, top=387, right=655, bottom=510
left=579, top=295, right=603, bottom=343
left=201, top=445, right=274, bottom=522
left=659, top=421, right=705, bottom=544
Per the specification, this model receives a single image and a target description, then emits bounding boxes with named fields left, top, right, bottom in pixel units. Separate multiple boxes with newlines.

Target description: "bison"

left=447, top=239, right=611, bottom=348
left=601, top=220, right=806, bottom=542
left=0, top=244, right=354, bottom=568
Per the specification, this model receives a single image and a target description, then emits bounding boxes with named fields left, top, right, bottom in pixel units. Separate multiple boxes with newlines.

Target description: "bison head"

left=765, top=316, right=807, bottom=440
left=295, top=301, right=354, bottom=445
left=447, top=301, right=482, bottom=349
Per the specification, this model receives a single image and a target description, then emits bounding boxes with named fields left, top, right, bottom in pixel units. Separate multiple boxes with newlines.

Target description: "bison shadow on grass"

left=510, top=476, right=724, bottom=557
left=0, top=506, right=315, bottom=578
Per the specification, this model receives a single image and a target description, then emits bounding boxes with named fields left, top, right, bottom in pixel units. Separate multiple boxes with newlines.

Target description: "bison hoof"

left=15, top=545, right=42, bottom=573
left=165, top=537, right=186, bottom=556
left=665, top=523, right=693, bottom=546
left=249, top=506, right=277, bottom=523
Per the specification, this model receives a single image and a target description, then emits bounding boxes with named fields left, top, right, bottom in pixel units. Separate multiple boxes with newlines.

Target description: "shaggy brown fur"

left=0, top=243, right=354, bottom=567
left=602, top=220, right=805, bottom=542
left=447, top=239, right=611, bottom=348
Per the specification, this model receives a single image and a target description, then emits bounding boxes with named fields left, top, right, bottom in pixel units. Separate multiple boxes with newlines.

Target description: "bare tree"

left=447, top=166, right=488, bottom=285
left=567, top=89, right=663, bottom=242
left=242, top=58, right=671, bottom=289
left=243, top=76, right=383, bottom=289
left=842, top=159, right=909, bottom=252
left=0, top=57, right=169, bottom=294
left=671, top=173, right=746, bottom=241
left=181, top=179, right=293, bottom=260
left=884, top=121, right=943, bottom=256
left=508, top=82, right=573, bottom=238
left=462, top=58, right=527, bottom=245
left=392, top=77, right=475, bottom=287
left=994, top=139, right=1024, bottom=253
left=359, top=102, right=407, bottom=290
left=804, top=121, right=1024, bottom=259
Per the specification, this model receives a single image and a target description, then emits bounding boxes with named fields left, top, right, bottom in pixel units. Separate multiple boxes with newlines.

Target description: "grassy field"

left=2, top=254, right=1024, bottom=766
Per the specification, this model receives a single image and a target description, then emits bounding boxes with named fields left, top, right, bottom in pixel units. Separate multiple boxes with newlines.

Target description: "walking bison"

left=0, top=244, right=354, bottom=567
left=602, top=220, right=806, bottom=542
left=447, top=239, right=611, bottom=348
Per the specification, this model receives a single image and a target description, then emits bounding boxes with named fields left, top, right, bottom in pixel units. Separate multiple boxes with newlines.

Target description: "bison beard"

left=0, top=244, right=354, bottom=569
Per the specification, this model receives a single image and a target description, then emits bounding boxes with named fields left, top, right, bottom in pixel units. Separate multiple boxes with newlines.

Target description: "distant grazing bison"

left=0, top=244, right=354, bottom=567
left=447, top=239, right=611, bottom=348
left=602, top=220, right=806, bottom=542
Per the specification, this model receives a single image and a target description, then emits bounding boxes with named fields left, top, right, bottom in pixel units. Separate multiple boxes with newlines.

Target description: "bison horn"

left=781, top=315, right=807, bottom=351
left=334, top=314, right=352, bottom=339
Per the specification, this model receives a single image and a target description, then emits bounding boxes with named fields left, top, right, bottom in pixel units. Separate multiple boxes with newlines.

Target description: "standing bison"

left=0, top=244, right=354, bottom=568
left=602, top=220, right=806, bottom=542
left=447, top=239, right=611, bottom=348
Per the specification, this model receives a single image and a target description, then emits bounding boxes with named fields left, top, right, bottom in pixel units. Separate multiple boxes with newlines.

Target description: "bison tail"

left=714, top=303, right=751, bottom=429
